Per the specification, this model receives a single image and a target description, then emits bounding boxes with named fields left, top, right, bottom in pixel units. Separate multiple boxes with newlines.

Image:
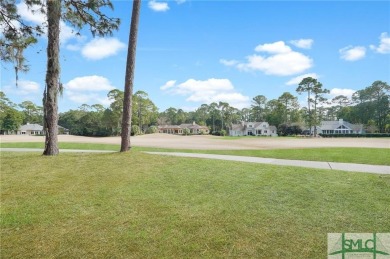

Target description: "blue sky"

left=1, top=0, right=390, bottom=112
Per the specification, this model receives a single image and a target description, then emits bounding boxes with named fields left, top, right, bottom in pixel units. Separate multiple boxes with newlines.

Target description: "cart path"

left=144, top=152, right=390, bottom=175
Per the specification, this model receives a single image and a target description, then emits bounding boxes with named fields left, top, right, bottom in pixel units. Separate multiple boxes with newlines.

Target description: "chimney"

left=241, top=121, right=244, bottom=127
left=339, top=118, right=343, bottom=125
left=192, top=121, right=195, bottom=125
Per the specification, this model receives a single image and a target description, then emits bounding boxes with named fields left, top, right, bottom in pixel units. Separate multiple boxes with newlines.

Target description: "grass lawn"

left=0, top=142, right=120, bottom=151
left=154, top=147, right=390, bottom=166
left=1, top=151, right=389, bottom=258
left=2, top=142, right=389, bottom=165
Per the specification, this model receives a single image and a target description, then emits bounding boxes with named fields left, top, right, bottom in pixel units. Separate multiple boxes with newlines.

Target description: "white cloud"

left=370, top=32, right=390, bottom=54
left=329, top=88, right=355, bottom=99
left=237, top=52, right=313, bottom=76
left=17, top=2, right=45, bottom=24
left=16, top=2, right=78, bottom=44
left=255, top=41, right=291, bottom=54
left=222, top=41, right=313, bottom=76
left=285, top=73, right=319, bottom=85
left=64, top=76, right=114, bottom=105
left=160, top=78, right=250, bottom=108
left=219, top=59, right=238, bottom=66
left=290, top=39, right=313, bottom=49
left=18, top=80, right=41, bottom=95
left=64, top=75, right=115, bottom=91
left=160, top=80, right=177, bottom=90
left=0, top=16, right=20, bottom=32
left=65, top=91, right=112, bottom=105
left=66, top=44, right=81, bottom=51
left=339, top=46, right=366, bottom=61
left=66, top=91, right=93, bottom=103
left=148, top=1, right=170, bottom=12
left=81, top=38, right=126, bottom=60
left=3, top=80, right=41, bottom=95
left=59, top=21, right=77, bottom=43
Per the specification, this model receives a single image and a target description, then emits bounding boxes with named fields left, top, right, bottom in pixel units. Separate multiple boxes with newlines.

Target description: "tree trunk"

left=43, top=0, right=61, bottom=156
left=120, top=0, right=141, bottom=152
left=313, top=97, right=317, bottom=137
left=308, top=90, right=312, bottom=135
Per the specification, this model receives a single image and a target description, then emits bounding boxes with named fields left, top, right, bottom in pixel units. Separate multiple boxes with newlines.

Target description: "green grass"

left=143, top=147, right=389, bottom=166
left=0, top=142, right=120, bottom=151
left=2, top=142, right=389, bottom=165
left=1, top=151, right=389, bottom=258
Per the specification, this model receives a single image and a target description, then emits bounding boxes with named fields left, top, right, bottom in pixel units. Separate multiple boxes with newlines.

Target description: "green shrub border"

left=319, top=133, right=390, bottom=138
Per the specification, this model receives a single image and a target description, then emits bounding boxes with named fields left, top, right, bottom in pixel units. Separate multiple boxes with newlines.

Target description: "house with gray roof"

left=17, top=123, right=44, bottom=135
left=17, top=123, right=70, bottom=135
left=312, top=119, right=364, bottom=135
left=229, top=121, right=278, bottom=137
left=158, top=122, right=209, bottom=135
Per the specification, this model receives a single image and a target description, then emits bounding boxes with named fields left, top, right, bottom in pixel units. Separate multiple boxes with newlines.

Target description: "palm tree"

left=121, top=0, right=141, bottom=152
left=208, top=102, right=218, bottom=133
left=218, top=101, right=229, bottom=130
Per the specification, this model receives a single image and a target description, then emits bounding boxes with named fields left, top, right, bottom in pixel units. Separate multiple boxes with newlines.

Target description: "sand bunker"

left=1, top=134, right=389, bottom=150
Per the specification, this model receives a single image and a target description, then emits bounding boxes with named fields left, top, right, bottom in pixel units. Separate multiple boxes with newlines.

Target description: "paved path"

left=0, top=148, right=115, bottom=153
left=145, top=152, right=390, bottom=175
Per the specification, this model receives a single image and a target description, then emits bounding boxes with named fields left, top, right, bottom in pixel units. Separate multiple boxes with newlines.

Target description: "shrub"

left=146, top=126, right=158, bottom=134
left=211, top=131, right=220, bottom=136
left=182, top=128, right=191, bottom=135
left=131, top=125, right=141, bottom=136
left=319, top=133, right=390, bottom=138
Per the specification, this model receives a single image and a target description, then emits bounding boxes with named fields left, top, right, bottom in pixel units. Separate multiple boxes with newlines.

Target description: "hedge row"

left=319, top=133, right=390, bottom=138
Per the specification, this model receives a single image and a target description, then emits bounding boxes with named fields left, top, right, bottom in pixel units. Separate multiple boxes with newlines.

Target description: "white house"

left=158, top=122, right=209, bottom=135
left=17, top=123, right=44, bottom=135
left=17, top=123, right=70, bottom=135
left=311, top=119, right=364, bottom=135
left=229, top=121, right=278, bottom=137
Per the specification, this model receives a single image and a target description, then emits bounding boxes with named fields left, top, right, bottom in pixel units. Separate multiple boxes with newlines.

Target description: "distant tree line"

left=59, top=90, right=158, bottom=136
left=159, top=79, right=390, bottom=135
left=1, top=92, right=43, bottom=133
left=1, top=79, right=389, bottom=136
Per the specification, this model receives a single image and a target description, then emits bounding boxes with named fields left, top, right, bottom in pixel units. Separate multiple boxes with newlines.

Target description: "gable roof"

left=320, top=120, right=362, bottom=131
left=158, top=125, right=182, bottom=129
left=269, top=126, right=277, bottom=131
left=180, top=124, right=208, bottom=130
left=231, top=121, right=274, bottom=131
left=19, top=124, right=43, bottom=131
left=158, top=123, right=208, bottom=130
left=231, top=124, right=244, bottom=131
